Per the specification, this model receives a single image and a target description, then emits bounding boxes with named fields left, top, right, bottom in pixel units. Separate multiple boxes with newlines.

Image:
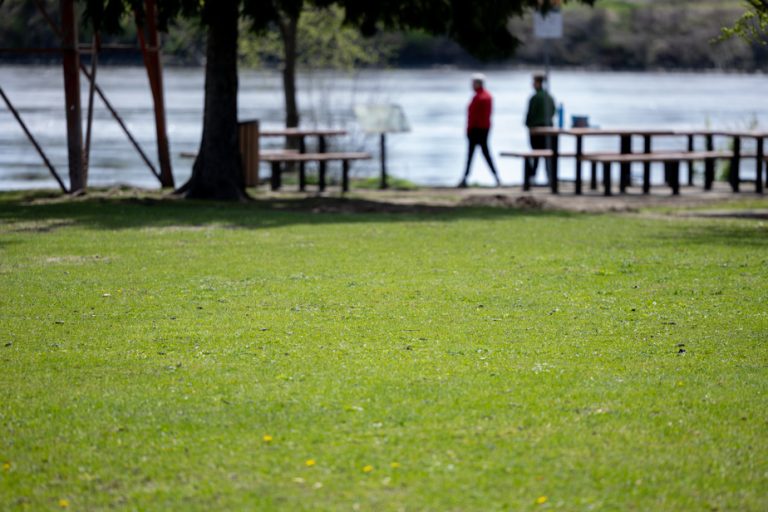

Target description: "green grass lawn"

left=0, top=192, right=766, bottom=511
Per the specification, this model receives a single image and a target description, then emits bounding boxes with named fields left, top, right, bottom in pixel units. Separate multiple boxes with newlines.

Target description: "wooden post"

left=619, top=134, right=631, bottom=193
left=380, top=133, right=388, bottom=189
left=642, top=135, right=651, bottom=194
left=61, top=0, right=84, bottom=193
left=686, top=134, right=695, bottom=185
left=575, top=135, right=583, bottom=195
left=342, top=159, right=350, bottom=192
left=299, top=136, right=306, bottom=191
left=603, top=161, right=612, bottom=196
left=730, top=136, right=741, bottom=192
left=666, top=161, right=680, bottom=195
left=270, top=162, right=281, bottom=190
left=704, top=134, right=715, bottom=190
left=319, top=135, right=327, bottom=192
left=590, top=161, right=598, bottom=190
left=549, top=134, right=559, bottom=194
left=523, top=158, right=532, bottom=191
left=756, top=136, right=764, bottom=194
left=138, top=0, right=174, bottom=188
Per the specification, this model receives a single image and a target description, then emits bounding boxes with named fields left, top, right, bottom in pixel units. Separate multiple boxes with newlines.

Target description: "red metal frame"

left=0, top=0, right=174, bottom=193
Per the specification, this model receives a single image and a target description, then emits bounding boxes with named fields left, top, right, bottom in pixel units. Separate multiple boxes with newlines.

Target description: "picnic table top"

left=531, top=127, right=768, bottom=138
left=258, top=127, right=348, bottom=137
left=672, top=129, right=768, bottom=138
left=530, top=127, right=678, bottom=137
left=259, top=151, right=371, bottom=162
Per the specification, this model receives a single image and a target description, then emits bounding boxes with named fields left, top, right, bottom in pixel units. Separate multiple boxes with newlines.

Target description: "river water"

left=1, top=66, right=766, bottom=190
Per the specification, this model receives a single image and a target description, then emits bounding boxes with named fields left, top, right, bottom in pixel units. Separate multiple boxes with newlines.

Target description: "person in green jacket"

left=525, top=73, right=556, bottom=179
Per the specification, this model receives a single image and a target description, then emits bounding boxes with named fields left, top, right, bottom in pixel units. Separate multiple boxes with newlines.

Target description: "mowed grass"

left=0, top=192, right=766, bottom=511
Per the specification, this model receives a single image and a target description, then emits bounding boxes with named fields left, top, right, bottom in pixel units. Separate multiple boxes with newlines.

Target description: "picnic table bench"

left=674, top=129, right=766, bottom=193
left=504, top=127, right=766, bottom=195
left=583, top=150, right=732, bottom=196
left=260, top=151, right=372, bottom=192
left=239, top=120, right=371, bottom=192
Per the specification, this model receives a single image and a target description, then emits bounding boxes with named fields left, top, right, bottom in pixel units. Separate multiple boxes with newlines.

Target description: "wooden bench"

left=260, top=151, right=372, bottom=192
left=583, top=151, right=732, bottom=195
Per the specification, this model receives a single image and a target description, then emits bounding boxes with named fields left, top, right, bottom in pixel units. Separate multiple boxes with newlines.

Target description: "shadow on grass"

left=654, top=222, right=768, bottom=249
left=0, top=191, right=575, bottom=233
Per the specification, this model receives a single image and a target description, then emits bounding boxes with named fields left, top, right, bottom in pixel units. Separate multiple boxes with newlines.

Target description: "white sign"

left=533, top=10, right=563, bottom=39
left=354, top=104, right=410, bottom=134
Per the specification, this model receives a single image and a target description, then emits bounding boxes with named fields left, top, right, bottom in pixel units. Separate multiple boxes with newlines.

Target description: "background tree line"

left=1, top=0, right=765, bottom=71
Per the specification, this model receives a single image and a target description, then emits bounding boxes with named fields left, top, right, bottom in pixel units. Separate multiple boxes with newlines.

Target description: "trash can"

left=238, top=120, right=260, bottom=187
left=571, top=115, right=589, bottom=128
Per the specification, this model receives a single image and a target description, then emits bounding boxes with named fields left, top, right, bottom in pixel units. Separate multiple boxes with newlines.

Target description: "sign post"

left=533, top=0, right=563, bottom=89
left=354, top=104, right=410, bottom=189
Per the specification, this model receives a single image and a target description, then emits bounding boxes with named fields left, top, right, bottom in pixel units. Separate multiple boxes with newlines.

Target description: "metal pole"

left=83, top=34, right=99, bottom=181
left=80, top=66, right=162, bottom=181
left=544, top=41, right=551, bottom=91
left=138, top=0, right=175, bottom=188
left=60, top=0, right=85, bottom=193
left=0, top=87, right=68, bottom=193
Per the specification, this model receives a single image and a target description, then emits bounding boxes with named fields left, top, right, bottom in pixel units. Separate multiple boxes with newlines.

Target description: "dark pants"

left=528, top=132, right=552, bottom=178
left=462, top=128, right=500, bottom=185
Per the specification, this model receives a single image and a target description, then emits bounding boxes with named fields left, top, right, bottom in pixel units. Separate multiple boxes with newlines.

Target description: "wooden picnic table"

left=238, top=121, right=349, bottom=189
left=672, top=129, right=767, bottom=193
left=583, top=151, right=731, bottom=196
left=530, top=127, right=677, bottom=194
left=259, top=127, right=349, bottom=190
left=529, top=127, right=766, bottom=195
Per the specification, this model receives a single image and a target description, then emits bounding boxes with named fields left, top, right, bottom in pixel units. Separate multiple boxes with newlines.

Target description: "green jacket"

left=526, top=88, right=556, bottom=128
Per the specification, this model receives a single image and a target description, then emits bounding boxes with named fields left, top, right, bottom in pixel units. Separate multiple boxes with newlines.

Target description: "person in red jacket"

left=459, top=73, right=501, bottom=188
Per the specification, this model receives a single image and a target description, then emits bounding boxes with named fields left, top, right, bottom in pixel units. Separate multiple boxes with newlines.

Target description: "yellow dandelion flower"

left=536, top=496, right=548, bottom=505
left=362, top=465, right=374, bottom=473
left=305, top=459, right=316, bottom=467
left=262, top=434, right=273, bottom=443
left=58, top=498, right=70, bottom=508
left=2, top=462, right=10, bottom=471
left=390, top=462, right=400, bottom=469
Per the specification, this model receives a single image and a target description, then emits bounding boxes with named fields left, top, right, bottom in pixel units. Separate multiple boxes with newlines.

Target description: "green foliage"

left=717, top=0, right=768, bottom=44
left=1, top=192, right=767, bottom=509
left=239, top=5, right=393, bottom=70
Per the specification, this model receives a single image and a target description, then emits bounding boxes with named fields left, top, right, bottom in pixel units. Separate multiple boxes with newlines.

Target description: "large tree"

left=86, top=0, right=591, bottom=201
left=240, top=3, right=392, bottom=136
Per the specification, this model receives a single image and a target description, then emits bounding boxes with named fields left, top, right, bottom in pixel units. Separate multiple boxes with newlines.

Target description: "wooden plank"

left=582, top=151, right=732, bottom=163
left=259, top=151, right=371, bottom=162
left=500, top=150, right=581, bottom=158
left=257, top=128, right=347, bottom=137
left=500, top=149, right=554, bottom=158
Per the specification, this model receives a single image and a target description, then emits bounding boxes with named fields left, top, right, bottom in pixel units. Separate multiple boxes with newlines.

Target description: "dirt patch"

left=458, top=194, right=548, bottom=209
left=11, top=183, right=768, bottom=217
left=6, top=219, right=76, bottom=233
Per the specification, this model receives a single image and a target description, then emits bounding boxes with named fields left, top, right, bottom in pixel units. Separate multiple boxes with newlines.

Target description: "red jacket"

left=467, top=88, right=492, bottom=132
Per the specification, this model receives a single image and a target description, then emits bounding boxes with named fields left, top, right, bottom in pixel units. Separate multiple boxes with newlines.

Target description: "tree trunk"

left=179, top=0, right=247, bottom=201
left=280, top=14, right=300, bottom=129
